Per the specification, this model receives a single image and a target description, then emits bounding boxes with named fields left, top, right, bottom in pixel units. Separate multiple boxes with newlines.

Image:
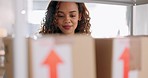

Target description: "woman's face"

left=56, top=2, right=81, bottom=35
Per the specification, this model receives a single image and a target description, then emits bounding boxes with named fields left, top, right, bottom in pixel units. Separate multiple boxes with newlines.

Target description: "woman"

left=39, top=1, right=91, bottom=35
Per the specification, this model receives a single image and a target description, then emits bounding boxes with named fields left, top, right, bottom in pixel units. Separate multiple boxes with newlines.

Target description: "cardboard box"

left=129, top=37, right=148, bottom=78
left=3, top=37, right=14, bottom=78
left=95, top=37, right=148, bottom=78
left=28, top=35, right=96, bottom=78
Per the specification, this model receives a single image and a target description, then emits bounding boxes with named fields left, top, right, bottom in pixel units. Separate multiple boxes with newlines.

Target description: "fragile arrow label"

left=119, top=47, right=130, bottom=78
left=31, top=39, right=73, bottom=78
left=43, top=50, right=63, bottom=78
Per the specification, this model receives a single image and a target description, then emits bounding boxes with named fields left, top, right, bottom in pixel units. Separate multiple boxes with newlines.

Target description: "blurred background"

left=0, top=0, right=131, bottom=38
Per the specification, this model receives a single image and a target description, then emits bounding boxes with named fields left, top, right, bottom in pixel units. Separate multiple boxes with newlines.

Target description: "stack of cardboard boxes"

left=3, top=35, right=148, bottom=78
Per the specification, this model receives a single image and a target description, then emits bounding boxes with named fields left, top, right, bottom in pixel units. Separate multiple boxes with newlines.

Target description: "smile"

left=63, top=25, right=72, bottom=30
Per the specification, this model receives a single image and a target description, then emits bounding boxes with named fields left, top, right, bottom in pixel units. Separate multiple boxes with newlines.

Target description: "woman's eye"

left=70, top=15, right=76, bottom=18
left=57, top=15, right=64, bottom=18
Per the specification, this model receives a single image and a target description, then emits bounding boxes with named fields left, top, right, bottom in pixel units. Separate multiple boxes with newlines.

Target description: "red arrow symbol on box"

left=119, top=47, right=130, bottom=78
left=43, top=50, right=63, bottom=78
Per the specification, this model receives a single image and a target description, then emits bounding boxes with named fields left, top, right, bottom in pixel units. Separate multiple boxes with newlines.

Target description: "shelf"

left=52, top=0, right=133, bottom=5
left=136, top=0, right=148, bottom=5
left=53, top=0, right=148, bottom=5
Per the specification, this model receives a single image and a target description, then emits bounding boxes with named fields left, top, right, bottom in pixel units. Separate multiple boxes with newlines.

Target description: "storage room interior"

left=0, top=0, right=148, bottom=78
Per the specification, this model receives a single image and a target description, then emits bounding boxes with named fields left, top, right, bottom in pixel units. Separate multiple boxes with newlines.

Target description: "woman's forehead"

left=57, top=2, right=79, bottom=13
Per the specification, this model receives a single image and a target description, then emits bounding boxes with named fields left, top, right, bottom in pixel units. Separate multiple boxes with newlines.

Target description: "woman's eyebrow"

left=69, top=11, right=77, bottom=13
left=57, top=11, right=64, bottom=13
left=57, top=10, right=77, bottom=13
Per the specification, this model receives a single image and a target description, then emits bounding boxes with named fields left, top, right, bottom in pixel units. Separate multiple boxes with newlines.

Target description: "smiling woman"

left=39, top=1, right=91, bottom=35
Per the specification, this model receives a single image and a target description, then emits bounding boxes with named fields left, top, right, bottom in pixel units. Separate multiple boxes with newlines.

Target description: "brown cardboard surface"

left=71, top=35, right=96, bottom=78
left=3, top=37, right=14, bottom=78
left=129, top=37, right=141, bottom=70
left=28, top=38, right=33, bottom=78
left=95, top=38, right=113, bottom=78
left=139, top=37, right=148, bottom=78
left=130, top=37, right=148, bottom=78
left=28, top=35, right=96, bottom=78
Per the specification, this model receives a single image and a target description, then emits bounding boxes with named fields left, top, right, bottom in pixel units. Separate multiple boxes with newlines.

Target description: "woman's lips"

left=63, top=25, right=71, bottom=30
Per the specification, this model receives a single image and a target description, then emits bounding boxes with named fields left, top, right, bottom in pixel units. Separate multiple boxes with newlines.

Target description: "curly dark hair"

left=39, top=1, right=91, bottom=35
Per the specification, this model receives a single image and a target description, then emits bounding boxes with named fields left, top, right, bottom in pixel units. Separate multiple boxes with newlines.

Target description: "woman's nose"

left=64, top=16, right=70, bottom=23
